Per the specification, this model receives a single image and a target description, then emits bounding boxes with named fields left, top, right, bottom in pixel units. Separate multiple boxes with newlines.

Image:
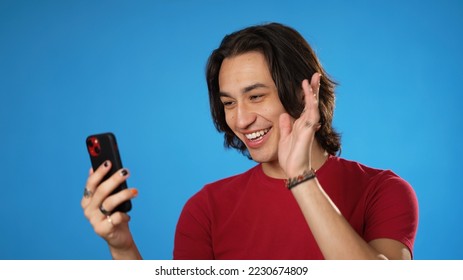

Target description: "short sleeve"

left=363, top=171, right=419, bottom=255
left=173, top=189, right=214, bottom=260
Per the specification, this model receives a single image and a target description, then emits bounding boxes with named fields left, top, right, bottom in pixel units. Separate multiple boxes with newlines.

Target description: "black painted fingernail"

left=120, top=169, right=128, bottom=176
left=104, top=160, right=109, bottom=167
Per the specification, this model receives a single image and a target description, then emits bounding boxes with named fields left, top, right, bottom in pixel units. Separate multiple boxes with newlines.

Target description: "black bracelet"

left=285, top=169, right=317, bottom=190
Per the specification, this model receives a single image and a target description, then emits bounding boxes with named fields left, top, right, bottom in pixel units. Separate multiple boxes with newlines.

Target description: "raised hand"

left=81, top=161, right=141, bottom=258
left=278, top=73, right=321, bottom=178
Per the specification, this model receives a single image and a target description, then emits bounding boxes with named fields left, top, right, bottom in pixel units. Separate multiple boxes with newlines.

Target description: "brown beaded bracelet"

left=285, top=168, right=317, bottom=190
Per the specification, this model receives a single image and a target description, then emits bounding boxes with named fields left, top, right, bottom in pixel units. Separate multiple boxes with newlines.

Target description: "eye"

left=249, top=94, right=264, bottom=101
left=220, top=98, right=235, bottom=108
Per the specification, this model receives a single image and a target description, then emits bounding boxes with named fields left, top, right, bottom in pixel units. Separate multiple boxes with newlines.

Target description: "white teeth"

left=245, top=129, right=269, bottom=140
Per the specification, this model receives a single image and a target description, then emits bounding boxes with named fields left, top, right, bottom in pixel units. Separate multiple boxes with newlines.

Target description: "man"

left=82, top=22, right=418, bottom=260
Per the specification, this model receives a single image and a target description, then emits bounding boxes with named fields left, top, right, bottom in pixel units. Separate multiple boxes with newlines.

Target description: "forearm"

left=291, top=178, right=386, bottom=260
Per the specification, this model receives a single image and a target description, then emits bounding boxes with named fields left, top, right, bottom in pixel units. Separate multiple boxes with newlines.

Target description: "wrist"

left=285, top=168, right=316, bottom=190
left=285, top=164, right=313, bottom=179
left=109, top=241, right=142, bottom=260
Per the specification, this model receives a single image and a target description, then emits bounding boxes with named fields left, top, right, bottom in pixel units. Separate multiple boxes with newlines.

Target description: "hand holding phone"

left=86, top=132, right=132, bottom=213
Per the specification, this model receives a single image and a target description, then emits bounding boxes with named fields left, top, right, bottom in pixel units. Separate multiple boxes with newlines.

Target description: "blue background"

left=1, top=0, right=462, bottom=260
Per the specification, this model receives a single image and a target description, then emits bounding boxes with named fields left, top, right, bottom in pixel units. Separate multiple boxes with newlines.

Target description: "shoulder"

left=322, top=156, right=387, bottom=177
left=324, top=156, right=413, bottom=188
left=322, top=156, right=418, bottom=210
left=336, top=157, right=418, bottom=224
left=328, top=157, right=419, bottom=250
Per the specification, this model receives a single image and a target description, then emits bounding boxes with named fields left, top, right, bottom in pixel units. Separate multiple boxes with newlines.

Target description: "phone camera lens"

left=87, top=137, right=101, bottom=157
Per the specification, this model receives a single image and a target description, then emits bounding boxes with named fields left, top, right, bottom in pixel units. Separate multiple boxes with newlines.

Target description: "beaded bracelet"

left=285, top=168, right=317, bottom=190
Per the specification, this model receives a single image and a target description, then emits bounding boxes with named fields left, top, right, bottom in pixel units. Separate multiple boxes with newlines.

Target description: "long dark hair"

left=206, top=22, right=341, bottom=156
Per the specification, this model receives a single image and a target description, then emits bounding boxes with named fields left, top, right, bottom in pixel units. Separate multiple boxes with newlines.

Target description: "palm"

left=278, top=74, right=321, bottom=177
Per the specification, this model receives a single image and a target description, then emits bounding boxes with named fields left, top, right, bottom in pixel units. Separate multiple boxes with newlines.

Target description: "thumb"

left=279, top=113, right=292, bottom=140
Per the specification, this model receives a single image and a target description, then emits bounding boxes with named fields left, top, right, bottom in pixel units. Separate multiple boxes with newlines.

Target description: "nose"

left=234, top=102, right=256, bottom=130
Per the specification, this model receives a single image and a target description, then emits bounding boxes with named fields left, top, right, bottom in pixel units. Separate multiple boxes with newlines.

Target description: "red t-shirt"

left=174, top=156, right=418, bottom=259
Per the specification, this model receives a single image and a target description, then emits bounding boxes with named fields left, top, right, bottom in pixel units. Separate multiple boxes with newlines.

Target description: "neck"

left=262, top=141, right=328, bottom=179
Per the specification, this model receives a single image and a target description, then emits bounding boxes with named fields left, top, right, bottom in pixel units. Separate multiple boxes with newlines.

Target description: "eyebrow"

left=219, top=83, right=270, bottom=97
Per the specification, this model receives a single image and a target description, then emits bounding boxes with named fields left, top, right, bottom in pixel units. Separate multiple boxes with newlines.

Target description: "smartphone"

left=86, top=132, right=132, bottom=213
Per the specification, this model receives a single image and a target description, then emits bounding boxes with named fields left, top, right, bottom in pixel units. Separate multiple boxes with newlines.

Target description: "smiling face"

left=218, top=51, right=287, bottom=164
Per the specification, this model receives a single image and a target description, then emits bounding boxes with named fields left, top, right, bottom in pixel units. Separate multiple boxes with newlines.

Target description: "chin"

left=248, top=151, right=277, bottom=163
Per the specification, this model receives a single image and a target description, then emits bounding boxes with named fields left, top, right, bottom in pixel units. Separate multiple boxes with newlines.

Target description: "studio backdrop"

left=0, top=0, right=462, bottom=259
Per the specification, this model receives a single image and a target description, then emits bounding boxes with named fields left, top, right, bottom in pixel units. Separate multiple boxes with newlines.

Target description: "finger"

left=82, top=168, right=96, bottom=204
left=85, top=160, right=112, bottom=194
left=279, top=113, right=293, bottom=140
left=301, top=79, right=312, bottom=104
left=91, top=215, right=115, bottom=237
left=310, top=73, right=322, bottom=130
left=82, top=163, right=109, bottom=208
left=310, top=72, right=321, bottom=102
left=92, top=212, right=131, bottom=238
left=85, top=187, right=134, bottom=225
left=100, top=188, right=138, bottom=214
left=299, top=78, right=321, bottom=131
left=108, top=212, right=131, bottom=227
left=301, top=79, right=317, bottom=115
left=91, top=168, right=131, bottom=207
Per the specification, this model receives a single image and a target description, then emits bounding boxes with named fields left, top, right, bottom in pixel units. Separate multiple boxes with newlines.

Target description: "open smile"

left=243, top=128, right=272, bottom=149
left=245, top=128, right=270, bottom=141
